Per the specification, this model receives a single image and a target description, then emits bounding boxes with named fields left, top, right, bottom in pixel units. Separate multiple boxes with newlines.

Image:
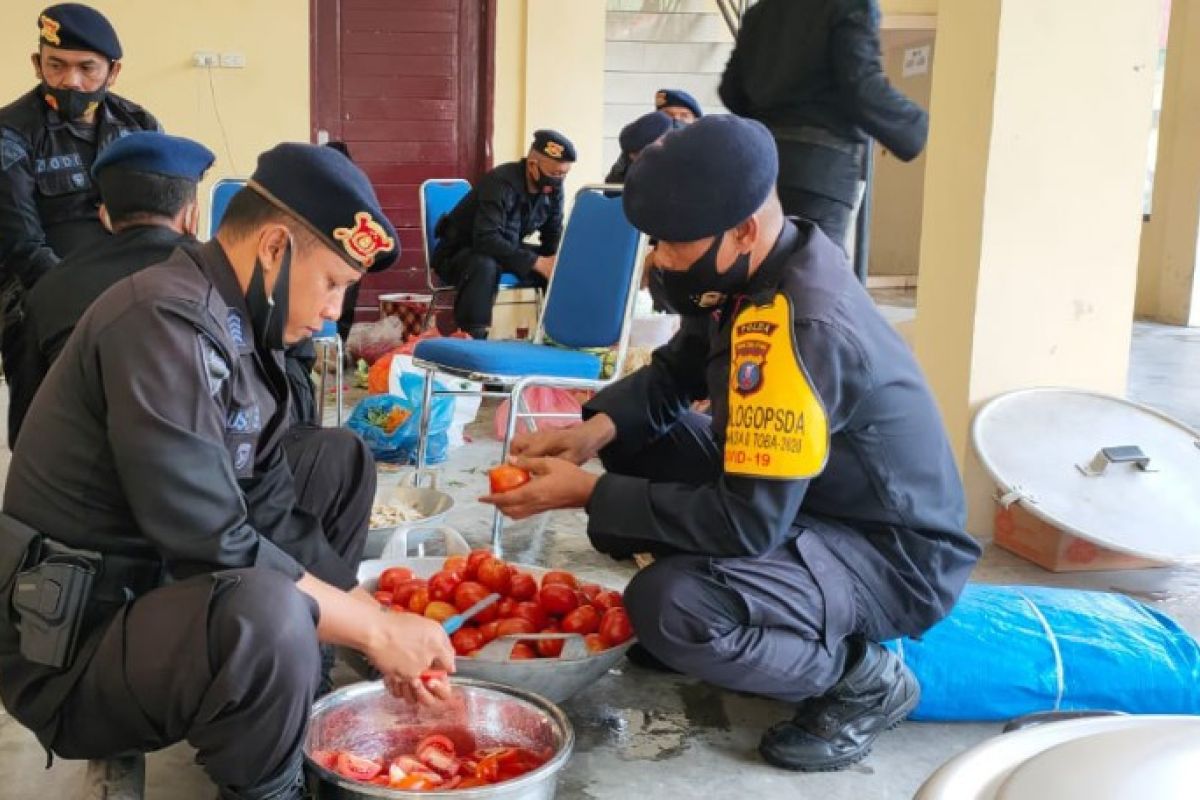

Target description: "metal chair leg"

left=316, top=343, right=329, bottom=426
left=491, top=381, right=529, bottom=555
left=415, top=367, right=436, bottom=469
left=334, top=336, right=344, bottom=425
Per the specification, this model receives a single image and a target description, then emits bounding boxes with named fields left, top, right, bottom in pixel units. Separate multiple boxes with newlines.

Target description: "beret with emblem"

left=623, top=114, right=778, bottom=243
left=91, top=131, right=214, bottom=181
left=247, top=142, right=399, bottom=272
left=655, top=88, right=703, bottom=119
left=38, top=4, right=122, bottom=61
left=531, top=129, right=576, bottom=163
left=619, top=111, right=674, bottom=157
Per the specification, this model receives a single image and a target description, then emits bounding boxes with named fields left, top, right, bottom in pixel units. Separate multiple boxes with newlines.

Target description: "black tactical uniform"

left=432, top=161, right=563, bottom=334
left=0, top=88, right=159, bottom=359
left=8, top=225, right=191, bottom=445
left=0, top=241, right=374, bottom=798
left=587, top=218, right=980, bottom=699
left=719, top=0, right=928, bottom=247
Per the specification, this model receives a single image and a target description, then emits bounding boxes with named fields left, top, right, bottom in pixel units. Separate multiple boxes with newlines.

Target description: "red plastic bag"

left=492, top=388, right=583, bottom=440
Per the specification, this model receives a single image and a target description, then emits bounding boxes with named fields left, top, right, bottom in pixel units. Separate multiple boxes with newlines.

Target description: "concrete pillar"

left=915, top=0, right=1160, bottom=534
left=1136, top=0, right=1200, bottom=327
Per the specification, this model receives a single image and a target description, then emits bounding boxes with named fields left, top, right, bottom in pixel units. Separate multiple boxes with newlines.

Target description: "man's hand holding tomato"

left=481, top=456, right=600, bottom=520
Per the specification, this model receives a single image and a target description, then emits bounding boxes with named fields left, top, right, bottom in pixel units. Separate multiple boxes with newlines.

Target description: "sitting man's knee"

left=625, top=557, right=739, bottom=649
left=210, top=569, right=320, bottom=676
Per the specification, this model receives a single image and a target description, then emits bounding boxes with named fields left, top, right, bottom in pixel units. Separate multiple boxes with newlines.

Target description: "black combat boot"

left=758, top=638, right=920, bottom=771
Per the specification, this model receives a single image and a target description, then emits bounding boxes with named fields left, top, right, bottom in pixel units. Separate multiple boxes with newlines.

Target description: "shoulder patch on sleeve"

left=724, top=293, right=830, bottom=480
left=1, top=130, right=27, bottom=171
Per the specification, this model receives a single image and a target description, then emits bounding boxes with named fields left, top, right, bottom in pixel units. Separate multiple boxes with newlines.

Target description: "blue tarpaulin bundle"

left=887, top=584, right=1200, bottom=721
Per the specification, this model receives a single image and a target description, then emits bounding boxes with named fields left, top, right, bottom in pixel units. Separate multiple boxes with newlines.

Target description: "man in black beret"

left=484, top=116, right=980, bottom=773
left=605, top=111, right=676, bottom=184
left=431, top=128, right=575, bottom=338
left=719, top=0, right=928, bottom=252
left=606, top=90, right=701, bottom=185
left=0, top=143, right=454, bottom=800
left=7, top=131, right=213, bottom=446
left=0, top=4, right=160, bottom=394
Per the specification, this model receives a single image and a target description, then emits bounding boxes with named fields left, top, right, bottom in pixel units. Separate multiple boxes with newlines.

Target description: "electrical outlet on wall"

left=193, top=51, right=218, bottom=68
left=220, top=52, right=246, bottom=69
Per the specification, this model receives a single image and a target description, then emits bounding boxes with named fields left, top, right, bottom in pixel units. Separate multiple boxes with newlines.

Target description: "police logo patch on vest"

left=724, top=293, right=829, bottom=480
left=333, top=211, right=394, bottom=269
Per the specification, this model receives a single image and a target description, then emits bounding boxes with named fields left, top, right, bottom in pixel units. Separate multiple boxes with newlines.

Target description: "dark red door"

left=311, top=0, right=494, bottom=320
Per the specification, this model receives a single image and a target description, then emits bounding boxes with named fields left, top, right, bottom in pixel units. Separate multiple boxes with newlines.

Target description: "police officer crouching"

left=484, top=116, right=981, bottom=773
left=431, top=129, right=575, bottom=338
left=9, top=131, right=213, bottom=446
left=0, top=143, right=455, bottom=800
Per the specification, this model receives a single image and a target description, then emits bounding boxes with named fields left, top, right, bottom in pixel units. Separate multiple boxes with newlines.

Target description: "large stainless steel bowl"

left=306, top=679, right=573, bottom=799
left=354, top=557, right=635, bottom=703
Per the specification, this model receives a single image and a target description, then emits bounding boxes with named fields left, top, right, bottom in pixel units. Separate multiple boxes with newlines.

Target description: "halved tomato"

left=335, top=752, right=382, bottom=782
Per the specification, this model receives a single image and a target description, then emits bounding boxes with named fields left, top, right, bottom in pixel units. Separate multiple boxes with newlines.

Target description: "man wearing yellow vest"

left=484, top=116, right=980, bottom=773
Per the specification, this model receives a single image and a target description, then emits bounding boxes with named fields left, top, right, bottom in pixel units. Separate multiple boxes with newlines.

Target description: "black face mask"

left=41, top=82, right=107, bottom=120
left=245, top=239, right=292, bottom=352
left=531, top=163, right=563, bottom=193
left=651, top=232, right=751, bottom=316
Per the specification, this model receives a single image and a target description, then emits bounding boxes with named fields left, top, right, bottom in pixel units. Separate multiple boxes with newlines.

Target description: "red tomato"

left=336, top=752, right=382, bottom=782
left=476, top=557, right=513, bottom=596
left=417, top=743, right=460, bottom=777
left=416, top=734, right=456, bottom=755
left=497, top=748, right=545, bottom=780
left=584, top=633, right=607, bottom=654
left=579, top=582, right=602, bottom=601
left=393, top=773, right=439, bottom=790
left=393, top=578, right=427, bottom=608
left=536, top=625, right=564, bottom=658
left=540, top=570, right=578, bottom=590
left=478, top=620, right=500, bottom=642
left=600, top=607, right=634, bottom=646
left=393, top=755, right=427, bottom=774
left=561, top=605, right=600, bottom=635
left=496, top=597, right=518, bottom=619
left=452, top=581, right=498, bottom=623
left=465, top=549, right=493, bottom=580
left=509, top=642, right=536, bottom=660
left=428, top=570, right=463, bottom=602
left=443, top=555, right=468, bottom=576
left=377, top=566, right=414, bottom=593
left=419, top=669, right=448, bottom=686
left=508, top=572, right=537, bottom=600
left=488, top=464, right=531, bottom=494
left=310, top=750, right=337, bottom=770
left=407, top=587, right=430, bottom=615
left=475, top=754, right=500, bottom=783
left=592, top=590, right=624, bottom=613
left=538, top=584, right=579, bottom=616
left=458, top=777, right=487, bottom=788
left=373, top=591, right=394, bottom=607
left=424, top=601, right=457, bottom=623
left=496, top=617, right=536, bottom=638
left=513, top=601, right=549, bottom=630
left=451, top=627, right=485, bottom=656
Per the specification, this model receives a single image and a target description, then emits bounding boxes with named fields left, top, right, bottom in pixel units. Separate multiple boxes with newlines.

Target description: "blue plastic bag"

left=886, top=584, right=1200, bottom=721
left=346, top=372, right=454, bottom=464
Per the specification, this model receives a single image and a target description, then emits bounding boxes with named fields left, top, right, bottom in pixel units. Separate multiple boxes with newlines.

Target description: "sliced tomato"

left=393, top=772, right=439, bottom=790
left=416, top=734, right=456, bottom=755
left=393, top=754, right=427, bottom=774
left=370, top=774, right=391, bottom=785
left=309, top=749, right=338, bottom=771
left=475, top=753, right=500, bottom=783
left=419, top=669, right=448, bottom=688
left=417, top=744, right=460, bottom=777
left=457, top=777, right=488, bottom=788
left=440, top=775, right=463, bottom=790
left=335, top=751, right=382, bottom=782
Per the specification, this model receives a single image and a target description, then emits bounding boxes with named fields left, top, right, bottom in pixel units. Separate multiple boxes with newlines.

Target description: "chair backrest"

left=208, top=178, right=248, bottom=239
left=420, top=179, right=471, bottom=282
left=538, top=185, right=644, bottom=352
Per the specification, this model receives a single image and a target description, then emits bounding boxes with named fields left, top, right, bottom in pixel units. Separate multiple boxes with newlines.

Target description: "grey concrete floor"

left=0, top=317, right=1197, bottom=799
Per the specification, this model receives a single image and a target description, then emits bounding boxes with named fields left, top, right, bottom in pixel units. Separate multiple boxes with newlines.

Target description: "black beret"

left=531, top=129, right=576, bottom=162
left=623, top=114, right=778, bottom=242
left=38, top=4, right=121, bottom=61
left=91, top=132, right=214, bottom=181
left=655, top=89, right=703, bottom=119
left=619, top=112, right=674, bottom=156
left=248, top=143, right=399, bottom=272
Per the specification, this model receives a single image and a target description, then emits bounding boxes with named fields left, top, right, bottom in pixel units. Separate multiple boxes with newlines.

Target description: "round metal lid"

left=972, top=388, right=1200, bottom=564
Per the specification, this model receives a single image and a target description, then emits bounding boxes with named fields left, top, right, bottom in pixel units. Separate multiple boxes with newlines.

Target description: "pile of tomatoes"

left=312, top=733, right=550, bottom=791
left=374, top=551, right=634, bottom=659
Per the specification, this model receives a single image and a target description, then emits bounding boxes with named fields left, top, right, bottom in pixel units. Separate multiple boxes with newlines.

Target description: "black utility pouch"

left=11, top=541, right=100, bottom=669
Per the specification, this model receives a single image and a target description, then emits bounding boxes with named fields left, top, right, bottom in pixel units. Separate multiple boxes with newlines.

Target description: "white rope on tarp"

left=1016, top=588, right=1066, bottom=710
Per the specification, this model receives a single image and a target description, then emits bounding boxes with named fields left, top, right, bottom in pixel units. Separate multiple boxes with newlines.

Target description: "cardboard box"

left=993, top=503, right=1162, bottom=572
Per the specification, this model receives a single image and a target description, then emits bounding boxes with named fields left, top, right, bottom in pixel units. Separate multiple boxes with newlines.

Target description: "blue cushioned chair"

left=413, top=185, right=645, bottom=553
left=208, top=177, right=247, bottom=237
left=419, top=178, right=542, bottom=332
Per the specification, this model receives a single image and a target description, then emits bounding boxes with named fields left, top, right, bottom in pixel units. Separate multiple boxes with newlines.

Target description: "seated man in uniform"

left=605, top=89, right=702, bottom=184
left=484, top=117, right=981, bottom=773
left=431, top=129, right=575, bottom=338
left=9, top=130, right=213, bottom=444
left=0, top=143, right=455, bottom=800
left=605, top=111, right=675, bottom=184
